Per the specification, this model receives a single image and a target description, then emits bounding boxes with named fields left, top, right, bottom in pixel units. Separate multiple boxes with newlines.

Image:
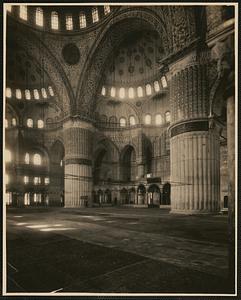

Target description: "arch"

left=50, top=140, right=65, bottom=164
left=120, top=188, right=128, bottom=204
left=148, top=184, right=160, bottom=206
left=162, top=182, right=171, bottom=205
left=109, top=116, right=118, bottom=128
left=137, top=184, right=146, bottom=205
left=120, top=145, right=137, bottom=182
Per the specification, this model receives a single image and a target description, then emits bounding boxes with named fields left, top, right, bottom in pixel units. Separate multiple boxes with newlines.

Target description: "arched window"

left=128, top=87, right=134, bottom=99
left=146, top=84, right=152, bottom=96
left=33, top=153, right=42, bottom=165
left=119, top=87, right=125, bottom=99
left=109, top=116, right=117, bottom=127
left=6, top=87, right=11, bottom=98
left=101, top=86, right=106, bottom=96
left=48, top=86, right=54, bottom=96
left=36, top=7, right=43, bottom=26
left=144, top=114, right=151, bottom=125
left=155, top=114, right=163, bottom=125
left=129, top=116, right=136, bottom=126
left=16, top=89, right=22, bottom=99
left=165, top=111, right=171, bottom=123
left=25, top=153, right=30, bottom=164
left=100, top=115, right=107, bottom=125
left=25, top=89, right=31, bottom=100
left=5, top=119, right=8, bottom=128
left=45, top=177, right=50, bottom=185
left=19, top=5, right=28, bottom=20
left=154, top=81, right=160, bottom=92
left=41, top=88, right=47, bottom=98
left=104, top=5, right=110, bottom=15
left=27, top=118, right=33, bottom=128
left=79, top=12, right=86, bottom=28
left=5, top=149, right=11, bottom=163
left=92, top=7, right=99, bottom=23
left=12, top=118, right=17, bottom=126
left=33, top=89, right=39, bottom=100
left=24, top=176, right=29, bottom=184
left=137, top=86, right=143, bottom=97
left=120, top=117, right=126, bottom=127
left=51, top=11, right=59, bottom=30
left=66, top=14, right=73, bottom=30
left=161, top=76, right=168, bottom=88
left=110, top=87, right=116, bottom=97
left=34, top=177, right=41, bottom=185
left=37, top=120, right=44, bottom=128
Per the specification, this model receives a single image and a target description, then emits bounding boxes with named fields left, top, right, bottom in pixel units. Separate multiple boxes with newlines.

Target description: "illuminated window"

left=5, top=174, right=9, bottom=185
left=12, top=118, right=16, bottom=126
left=119, top=87, right=125, bottom=99
left=5, top=119, right=8, bottom=128
left=24, top=193, right=30, bottom=205
left=34, top=89, right=39, bottom=100
left=66, top=14, right=73, bottom=30
left=33, top=153, right=41, bottom=165
left=6, top=192, right=12, bottom=205
left=6, top=87, right=11, bottom=98
left=25, top=153, right=30, bottom=164
left=144, top=114, right=151, bottom=125
left=128, top=87, right=134, bottom=99
left=161, top=76, right=168, bottom=88
left=101, top=86, right=106, bottom=96
left=137, top=86, right=143, bottom=97
left=34, top=193, right=42, bottom=203
left=36, top=7, right=43, bottom=27
left=51, top=11, right=59, bottom=30
left=146, top=84, right=152, bottom=96
left=6, top=5, right=12, bottom=12
left=45, top=177, right=50, bottom=185
left=48, top=86, right=54, bottom=96
left=34, top=177, right=41, bottom=185
left=27, top=118, right=33, bottom=128
left=37, top=120, right=44, bottom=128
left=104, top=5, right=110, bottom=15
left=155, top=114, right=163, bottom=125
left=92, top=7, right=99, bottom=23
left=110, top=87, right=116, bottom=97
left=120, top=117, right=126, bottom=127
left=24, top=176, right=29, bottom=184
left=41, top=88, right=47, bottom=98
left=154, top=81, right=160, bottom=92
left=165, top=111, right=171, bottom=123
left=25, top=89, right=31, bottom=100
left=16, top=89, right=22, bottom=99
left=19, top=5, right=28, bottom=21
left=60, top=160, right=63, bottom=167
left=79, top=12, right=86, bottom=28
left=129, top=116, right=136, bottom=126
left=5, top=149, right=11, bottom=162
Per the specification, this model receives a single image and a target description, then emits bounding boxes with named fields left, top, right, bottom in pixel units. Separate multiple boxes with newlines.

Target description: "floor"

left=5, top=207, right=234, bottom=294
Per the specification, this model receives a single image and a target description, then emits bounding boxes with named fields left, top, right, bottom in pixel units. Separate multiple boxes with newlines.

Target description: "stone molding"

left=170, top=120, right=209, bottom=138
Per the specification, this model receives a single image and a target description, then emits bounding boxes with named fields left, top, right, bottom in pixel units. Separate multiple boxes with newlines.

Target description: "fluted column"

left=63, top=118, right=94, bottom=207
left=169, top=51, right=220, bottom=214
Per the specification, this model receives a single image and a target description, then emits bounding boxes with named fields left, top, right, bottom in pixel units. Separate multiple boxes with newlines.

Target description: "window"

left=34, top=89, right=39, bottom=100
left=129, top=116, right=136, bottom=126
left=79, top=13, right=86, bottom=28
left=165, top=111, right=171, bottom=123
left=48, top=86, right=54, bottom=96
left=66, top=14, right=73, bottom=30
left=6, top=87, right=11, bottom=98
left=128, top=87, right=134, bottom=99
left=37, top=120, right=44, bottom=128
left=92, top=7, right=99, bottom=23
left=144, top=114, right=151, bottom=125
left=24, top=176, right=29, bottom=184
left=60, top=160, right=63, bottom=167
left=33, top=153, right=41, bottom=165
left=146, top=84, right=152, bottom=96
left=5, top=175, right=9, bottom=185
left=36, top=7, right=43, bottom=26
left=6, top=5, right=12, bottom=12
left=41, top=88, right=47, bottom=99
left=19, top=5, right=28, bottom=21
left=5, top=149, right=11, bottom=163
left=16, top=89, right=22, bottom=99
left=110, top=87, right=116, bottom=97
left=137, top=86, right=143, bottom=97
left=25, top=153, right=30, bottom=164
left=6, top=192, right=12, bottom=205
left=104, top=5, right=110, bottom=15
left=161, top=76, right=167, bottom=88
left=154, top=81, right=160, bottom=92
left=27, top=118, right=33, bottom=128
left=25, top=89, right=31, bottom=100
left=51, top=11, right=59, bottom=30
left=45, top=177, right=50, bottom=185
left=5, top=119, right=8, bottom=128
left=34, top=193, right=42, bottom=203
left=155, top=114, right=163, bottom=125
left=119, top=87, right=125, bottom=99
left=101, top=86, right=106, bottom=96
left=34, top=177, right=41, bottom=185
left=12, top=118, right=17, bottom=126
left=24, top=193, right=30, bottom=205
left=120, top=117, right=126, bottom=127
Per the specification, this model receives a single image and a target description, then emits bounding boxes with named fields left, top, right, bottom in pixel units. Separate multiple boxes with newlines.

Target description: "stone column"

left=169, top=51, right=220, bottom=214
left=63, top=118, right=94, bottom=207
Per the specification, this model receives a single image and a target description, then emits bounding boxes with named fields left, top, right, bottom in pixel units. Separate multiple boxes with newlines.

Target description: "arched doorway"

left=128, top=187, right=136, bottom=204
left=97, top=189, right=104, bottom=206
left=137, top=184, right=146, bottom=205
left=120, top=188, right=128, bottom=204
left=148, top=184, right=160, bottom=207
left=162, top=183, right=171, bottom=205
left=104, top=189, right=112, bottom=204
left=121, top=145, right=136, bottom=182
left=93, top=149, right=107, bottom=184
